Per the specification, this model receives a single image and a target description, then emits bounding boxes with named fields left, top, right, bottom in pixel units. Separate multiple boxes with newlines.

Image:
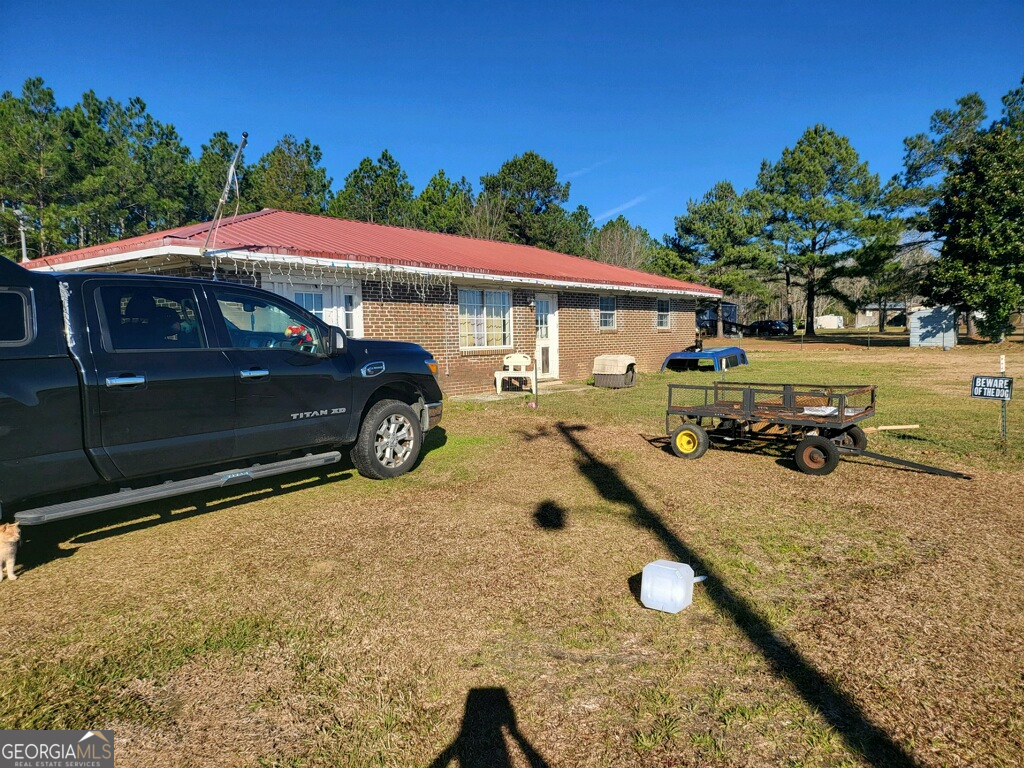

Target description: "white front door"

left=534, top=293, right=559, bottom=380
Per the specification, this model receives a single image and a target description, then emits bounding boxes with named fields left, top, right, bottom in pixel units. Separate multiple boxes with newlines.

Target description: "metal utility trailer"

left=665, top=381, right=970, bottom=478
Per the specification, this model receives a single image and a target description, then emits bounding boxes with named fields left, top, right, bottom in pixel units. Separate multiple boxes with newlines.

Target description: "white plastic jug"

left=640, top=560, right=705, bottom=613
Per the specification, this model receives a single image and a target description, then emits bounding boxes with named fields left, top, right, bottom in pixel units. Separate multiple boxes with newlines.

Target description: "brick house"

left=29, top=209, right=721, bottom=395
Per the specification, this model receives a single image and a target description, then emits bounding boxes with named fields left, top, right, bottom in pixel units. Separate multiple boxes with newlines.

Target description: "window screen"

left=600, top=296, right=617, bottom=329
left=294, top=291, right=324, bottom=321
left=459, top=289, right=511, bottom=348
left=657, top=299, right=670, bottom=329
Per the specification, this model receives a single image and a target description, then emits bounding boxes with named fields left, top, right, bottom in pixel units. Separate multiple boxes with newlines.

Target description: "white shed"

left=814, top=314, right=845, bottom=330
left=909, top=306, right=957, bottom=348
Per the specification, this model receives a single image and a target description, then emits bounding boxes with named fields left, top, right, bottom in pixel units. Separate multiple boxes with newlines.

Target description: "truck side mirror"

left=329, top=325, right=346, bottom=355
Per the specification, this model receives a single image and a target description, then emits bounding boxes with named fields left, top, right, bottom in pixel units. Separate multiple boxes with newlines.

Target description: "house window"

left=294, top=291, right=324, bottom=321
left=657, top=299, right=670, bottom=329
left=459, top=289, right=511, bottom=348
left=600, top=296, right=617, bottom=330
left=341, top=294, right=356, bottom=337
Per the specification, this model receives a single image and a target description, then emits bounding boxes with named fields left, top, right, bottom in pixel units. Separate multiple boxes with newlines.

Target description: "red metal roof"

left=30, top=209, right=721, bottom=296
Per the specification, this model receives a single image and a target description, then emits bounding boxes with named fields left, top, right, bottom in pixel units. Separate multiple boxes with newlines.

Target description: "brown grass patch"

left=1, top=343, right=1023, bottom=766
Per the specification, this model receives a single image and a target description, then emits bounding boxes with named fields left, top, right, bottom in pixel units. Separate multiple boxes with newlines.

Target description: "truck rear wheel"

left=351, top=400, right=423, bottom=479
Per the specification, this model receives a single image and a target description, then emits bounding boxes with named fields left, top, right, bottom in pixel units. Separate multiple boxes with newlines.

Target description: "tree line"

left=667, top=77, right=1024, bottom=339
left=0, top=78, right=665, bottom=271
left=2, top=75, right=1022, bottom=339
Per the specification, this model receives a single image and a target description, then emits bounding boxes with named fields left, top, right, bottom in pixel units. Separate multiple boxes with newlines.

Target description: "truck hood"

left=350, top=338, right=433, bottom=358
left=347, top=338, right=441, bottom=397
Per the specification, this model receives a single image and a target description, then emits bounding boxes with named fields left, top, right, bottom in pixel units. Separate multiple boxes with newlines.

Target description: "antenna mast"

left=200, top=131, right=248, bottom=279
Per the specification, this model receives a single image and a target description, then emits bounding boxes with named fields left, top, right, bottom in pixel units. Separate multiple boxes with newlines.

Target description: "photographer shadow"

left=430, top=687, right=549, bottom=768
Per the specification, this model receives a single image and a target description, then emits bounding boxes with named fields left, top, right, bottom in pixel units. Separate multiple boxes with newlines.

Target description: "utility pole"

left=13, top=207, right=28, bottom=263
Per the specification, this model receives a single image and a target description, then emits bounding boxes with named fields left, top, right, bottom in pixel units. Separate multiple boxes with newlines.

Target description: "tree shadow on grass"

left=533, top=501, right=567, bottom=530
left=555, top=421, right=917, bottom=768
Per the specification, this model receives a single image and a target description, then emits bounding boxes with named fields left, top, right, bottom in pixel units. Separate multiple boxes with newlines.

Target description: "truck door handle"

left=240, top=368, right=270, bottom=380
left=106, top=375, right=146, bottom=388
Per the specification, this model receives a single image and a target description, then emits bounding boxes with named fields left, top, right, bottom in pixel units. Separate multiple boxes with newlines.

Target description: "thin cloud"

left=594, top=195, right=648, bottom=221
left=565, top=158, right=613, bottom=179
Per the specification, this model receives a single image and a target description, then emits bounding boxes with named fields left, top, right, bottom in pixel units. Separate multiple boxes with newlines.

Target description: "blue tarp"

left=661, top=346, right=749, bottom=373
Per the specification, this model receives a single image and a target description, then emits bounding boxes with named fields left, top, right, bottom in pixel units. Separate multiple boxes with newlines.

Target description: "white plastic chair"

left=495, top=353, right=537, bottom=394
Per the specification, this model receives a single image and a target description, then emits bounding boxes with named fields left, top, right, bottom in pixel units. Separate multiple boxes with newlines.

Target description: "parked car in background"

left=748, top=319, right=792, bottom=337
left=697, top=317, right=744, bottom=338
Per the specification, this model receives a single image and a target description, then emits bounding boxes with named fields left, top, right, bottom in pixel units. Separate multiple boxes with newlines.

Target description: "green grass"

left=0, top=614, right=281, bottom=728
left=1, top=339, right=1022, bottom=766
left=534, top=345, right=1024, bottom=468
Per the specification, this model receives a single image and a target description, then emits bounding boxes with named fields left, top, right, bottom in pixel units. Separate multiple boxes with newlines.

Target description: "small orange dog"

left=0, top=522, right=20, bottom=582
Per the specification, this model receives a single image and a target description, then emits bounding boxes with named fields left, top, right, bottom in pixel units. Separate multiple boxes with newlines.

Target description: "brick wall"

left=132, top=264, right=698, bottom=396
left=555, top=293, right=697, bottom=382
left=361, top=281, right=697, bottom=397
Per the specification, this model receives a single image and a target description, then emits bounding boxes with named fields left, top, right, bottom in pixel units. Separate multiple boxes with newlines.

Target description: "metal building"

left=909, top=306, right=957, bottom=348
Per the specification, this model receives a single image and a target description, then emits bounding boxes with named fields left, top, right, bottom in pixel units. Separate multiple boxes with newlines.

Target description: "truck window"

left=99, top=286, right=206, bottom=351
left=0, top=289, right=32, bottom=346
left=214, top=291, right=323, bottom=354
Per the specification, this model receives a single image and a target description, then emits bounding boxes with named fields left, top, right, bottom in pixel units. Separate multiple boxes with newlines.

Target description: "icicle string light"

left=193, top=251, right=466, bottom=376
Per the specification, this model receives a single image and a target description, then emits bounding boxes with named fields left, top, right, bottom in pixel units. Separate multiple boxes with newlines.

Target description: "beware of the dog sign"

left=971, top=375, right=1013, bottom=400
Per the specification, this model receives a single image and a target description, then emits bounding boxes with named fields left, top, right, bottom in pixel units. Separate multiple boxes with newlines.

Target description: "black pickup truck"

left=0, top=257, right=443, bottom=526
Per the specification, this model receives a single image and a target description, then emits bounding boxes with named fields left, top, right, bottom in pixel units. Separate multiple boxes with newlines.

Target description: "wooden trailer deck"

left=665, top=381, right=876, bottom=433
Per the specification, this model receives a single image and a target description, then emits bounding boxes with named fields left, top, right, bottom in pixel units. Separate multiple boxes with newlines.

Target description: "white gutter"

left=29, top=244, right=722, bottom=299
left=26, top=246, right=191, bottom=273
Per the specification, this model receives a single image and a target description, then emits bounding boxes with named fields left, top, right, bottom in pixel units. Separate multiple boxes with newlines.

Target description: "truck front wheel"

left=351, top=400, right=423, bottom=479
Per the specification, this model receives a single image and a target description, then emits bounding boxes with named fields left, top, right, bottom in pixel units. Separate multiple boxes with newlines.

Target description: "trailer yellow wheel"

left=671, top=423, right=709, bottom=459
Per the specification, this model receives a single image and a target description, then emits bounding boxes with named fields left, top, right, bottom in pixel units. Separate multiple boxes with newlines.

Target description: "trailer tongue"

left=833, top=447, right=971, bottom=480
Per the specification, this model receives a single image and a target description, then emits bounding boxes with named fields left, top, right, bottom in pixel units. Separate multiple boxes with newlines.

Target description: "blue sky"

left=3, top=1, right=1022, bottom=239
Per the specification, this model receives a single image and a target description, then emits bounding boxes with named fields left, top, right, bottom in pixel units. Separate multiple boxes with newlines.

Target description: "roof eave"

left=26, top=245, right=723, bottom=299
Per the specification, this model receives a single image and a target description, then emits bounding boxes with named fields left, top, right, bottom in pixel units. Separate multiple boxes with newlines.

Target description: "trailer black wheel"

left=795, top=435, right=840, bottom=475
left=671, top=423, right=709, bottom=459
left=833, top=425, right=868, bottom=451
